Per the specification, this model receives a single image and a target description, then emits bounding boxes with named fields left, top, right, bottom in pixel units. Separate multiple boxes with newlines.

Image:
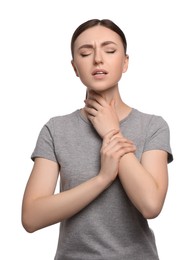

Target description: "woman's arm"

left=118, top=150, right=169, bottom=219
left=22, top=130, right=134, bottom=233
left=21, top=158, right=108, bottom=233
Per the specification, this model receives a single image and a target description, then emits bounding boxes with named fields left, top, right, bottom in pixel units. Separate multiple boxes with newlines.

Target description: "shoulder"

left=46, top=110, right=79, bottom=128
left=133, top=109, right=173, bottom=161
left=131, top=108, right=169, bottom=130
left=40, top=110, right=80, bottom=138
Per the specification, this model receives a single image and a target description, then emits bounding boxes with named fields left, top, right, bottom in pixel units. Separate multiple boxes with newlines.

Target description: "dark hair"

left=71, top=19, right=127, bottom=58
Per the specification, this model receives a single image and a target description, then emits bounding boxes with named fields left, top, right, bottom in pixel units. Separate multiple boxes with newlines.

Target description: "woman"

left=22, top=19, right=173, bottom=259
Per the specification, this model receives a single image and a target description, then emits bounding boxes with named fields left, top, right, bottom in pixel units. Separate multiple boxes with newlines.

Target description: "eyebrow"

left=78, top=41, right=117, bottom=50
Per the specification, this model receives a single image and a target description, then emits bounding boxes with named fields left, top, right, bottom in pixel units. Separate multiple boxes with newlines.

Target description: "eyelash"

left=80, top=53, right=90, bottom=57
left=80, top=50, right=116, bottom=57
left=106, top=50, right=116, bottom=54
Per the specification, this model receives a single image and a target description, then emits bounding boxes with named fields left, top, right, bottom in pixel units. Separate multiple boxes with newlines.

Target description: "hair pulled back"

left=71, top=19, right=127, bottom=58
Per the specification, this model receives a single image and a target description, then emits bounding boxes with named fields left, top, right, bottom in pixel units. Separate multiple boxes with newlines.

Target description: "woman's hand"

left=98, top=129, right=136, bottom=183
left=84, top=92, right=120, bottom=138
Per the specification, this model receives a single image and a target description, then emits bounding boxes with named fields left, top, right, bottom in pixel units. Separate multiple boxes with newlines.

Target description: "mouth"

left=92, top=69, right=108, bottom=76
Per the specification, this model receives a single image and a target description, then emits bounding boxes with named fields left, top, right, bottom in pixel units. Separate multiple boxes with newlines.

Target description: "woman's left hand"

left=84, top=92, right=120, bottom=138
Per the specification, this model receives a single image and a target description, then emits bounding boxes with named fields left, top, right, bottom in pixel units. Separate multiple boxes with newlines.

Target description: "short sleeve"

left=31, top=119, right=58, bottom=163
left=144, top=116, right=173, bottom=163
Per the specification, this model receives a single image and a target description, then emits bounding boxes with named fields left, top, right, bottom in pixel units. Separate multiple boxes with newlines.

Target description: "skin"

left=22, top=25, right=169, bottom=233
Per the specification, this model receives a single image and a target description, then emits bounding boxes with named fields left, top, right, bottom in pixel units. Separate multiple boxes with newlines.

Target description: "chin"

left=87, top=85, right=116, bottom=93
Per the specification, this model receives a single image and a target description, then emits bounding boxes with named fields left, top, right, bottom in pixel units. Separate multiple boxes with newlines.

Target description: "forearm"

left=22, top=175, right=112, bottom=233
left=118, top=153, right=167, bottom=219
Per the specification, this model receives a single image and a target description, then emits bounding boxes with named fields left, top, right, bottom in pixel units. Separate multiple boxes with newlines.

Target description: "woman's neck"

left=85, top=88, right=132, bottom=121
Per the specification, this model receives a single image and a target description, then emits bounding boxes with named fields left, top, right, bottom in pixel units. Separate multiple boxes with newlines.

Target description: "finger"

left=88, top=92, right=107, bottom=107
left=104, top=135, right=136, bottom=153
left=103, top=129, right=120, bottom=140
left=101, top=129, right=119, bottom=147
left=105, top=138, right=134, bottom=152
left=106, top=142, right=136, bottom=157
left=84, top=99, right=102, bottom=111
left=117, top=145, right=136, bottom=157
left=84, top=106, right=97, bottom=117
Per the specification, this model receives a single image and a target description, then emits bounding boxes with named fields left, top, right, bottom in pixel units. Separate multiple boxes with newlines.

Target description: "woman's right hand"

left=99, top=129, right=136, bottom=183
left=84, top=91, right=120, bottom=138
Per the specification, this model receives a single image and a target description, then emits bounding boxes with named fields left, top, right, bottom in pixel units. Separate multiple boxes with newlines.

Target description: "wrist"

left=110, top=130, right=123, bottom=140
left=96, top=174, right=114, bottom=190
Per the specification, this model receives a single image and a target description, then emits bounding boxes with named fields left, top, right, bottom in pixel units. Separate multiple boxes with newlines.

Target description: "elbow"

left=142, top=208, right=161, bottom=219
left=140, top=202, right=163, bottom=219
left=21, top=211, right=39, bottom=233
left=139, top=192, right=166, bottom=219
left=22, top=222, right=36, bottom=233
left=23, top=225, right=36, bottom=234
left=22, top=218, right=36, bottom=233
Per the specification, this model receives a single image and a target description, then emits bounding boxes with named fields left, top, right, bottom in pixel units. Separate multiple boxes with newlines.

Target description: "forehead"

left=74, top=25, right=122, bottom=48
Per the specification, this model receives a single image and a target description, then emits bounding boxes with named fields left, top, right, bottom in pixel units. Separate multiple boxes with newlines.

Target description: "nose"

left=94, top=50, right=103, bottom=65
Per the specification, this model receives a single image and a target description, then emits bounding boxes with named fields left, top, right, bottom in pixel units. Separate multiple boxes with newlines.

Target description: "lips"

left=92, top=69, right=108, bottom=76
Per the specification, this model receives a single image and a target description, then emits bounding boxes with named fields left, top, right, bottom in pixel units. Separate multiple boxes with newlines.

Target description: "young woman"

left=22, top=19, right=173, bottom=259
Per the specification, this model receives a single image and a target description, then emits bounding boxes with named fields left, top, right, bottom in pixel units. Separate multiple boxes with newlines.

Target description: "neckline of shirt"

left=77, top=108, right=136, bottom=125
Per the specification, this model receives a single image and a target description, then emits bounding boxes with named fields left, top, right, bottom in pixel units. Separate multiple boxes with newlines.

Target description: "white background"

left=0, top=0, right=195, bottom=259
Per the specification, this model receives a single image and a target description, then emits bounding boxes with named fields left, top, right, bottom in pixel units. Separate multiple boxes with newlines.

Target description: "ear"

left=71, top=60, right=79, bottom=77
left=122, top=54, right=129, bottom=73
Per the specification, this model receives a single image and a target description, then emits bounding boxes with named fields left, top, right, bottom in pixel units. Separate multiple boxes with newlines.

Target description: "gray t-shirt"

left=31, top=108, right=173, bottom=260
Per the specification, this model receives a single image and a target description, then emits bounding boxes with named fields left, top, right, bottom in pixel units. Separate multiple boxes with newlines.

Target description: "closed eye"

left=80, top=53, right=91, bottom=57
left=106, top=50, right=116, bottom=54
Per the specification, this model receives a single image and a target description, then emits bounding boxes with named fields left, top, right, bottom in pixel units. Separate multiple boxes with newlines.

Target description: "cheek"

left=72, top=61, right=84, bottom=77
left=74, top=65, right=91, bottom=86
left=77, top=65, right=88, bottom=78
left=112, top=59, right=127, bottom=74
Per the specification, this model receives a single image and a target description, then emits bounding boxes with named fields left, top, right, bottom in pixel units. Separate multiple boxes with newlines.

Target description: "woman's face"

left=72, top=25, right=128, bottom=92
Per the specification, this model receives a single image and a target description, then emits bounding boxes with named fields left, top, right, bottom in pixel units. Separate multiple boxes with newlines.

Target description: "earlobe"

left=71, top=60, right=79, bottom=77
